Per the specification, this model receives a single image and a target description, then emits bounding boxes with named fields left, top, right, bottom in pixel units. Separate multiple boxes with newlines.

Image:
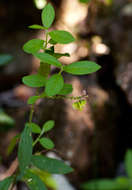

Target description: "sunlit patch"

left=121, top=3, right=132, bottom=16
left=34, top=0, right=47, bottom=10
left=92, top=36, right=110, bottom=55
left=27, top=178, right=32, bottom=182
left=61, top=0, right=88, bottom=27
left=94, top=43, right=110, bottom=55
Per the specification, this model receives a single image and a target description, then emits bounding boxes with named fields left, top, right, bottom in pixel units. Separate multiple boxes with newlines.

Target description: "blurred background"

left=0, top=0, right=132, bottom=189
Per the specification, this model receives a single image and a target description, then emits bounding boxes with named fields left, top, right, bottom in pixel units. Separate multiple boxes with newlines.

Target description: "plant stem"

left=28, top=31, right=49, bottom=124
left=44, top=94, right=89, bottom=100
left=29, top=104, right=35, bottom=123
left=44, top=30, right=48, bottom=50
left=30, top=30, right=49, bottom=145
left=32, top=135, right=40, bottom=147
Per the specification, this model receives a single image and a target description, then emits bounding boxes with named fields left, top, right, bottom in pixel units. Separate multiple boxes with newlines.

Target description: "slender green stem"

left=33, top=127, right=45, bottom=147
left=28, top=30, right=49, bottom=124
left=58, top=66, right=64, bottom=75
left=43, top=94, right=89, bottom=100
left=44, top=31, right=48, bottom=50
left=29, top=104, right=35, bottom=123
left=31, top=31, right=49, bottom=146
left=32, top=134, right=41, bottom=147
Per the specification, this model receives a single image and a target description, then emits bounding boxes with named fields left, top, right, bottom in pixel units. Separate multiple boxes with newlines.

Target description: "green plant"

left=81, top=149, right=132, bottom=190
left=0, top=3, right=101, bottom=190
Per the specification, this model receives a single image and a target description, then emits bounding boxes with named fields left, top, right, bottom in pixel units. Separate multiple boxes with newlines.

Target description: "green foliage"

left=31, top=155, right=74, bottom=174
left=29, top=24, right=45, bottom=30
left=116, top=177, right=129, bottom=189
left=64, top=61, right=101, bottom=75
left=82, top=179, right=122, bottom=190
left=0, top=54, right=13, bottom=67
left=28, top=123, right=41, bottom=134
left=7, top=134, right=20, bottom=156
left=79, top=0, right=91, bottom=3
left=48, top=39, right=57, bottom=45
left=39, top=137, right=55, bottom=149
left=23, top=39, right=44, bottom=54
left=38, top=62, right=50, bottom=77
left=28, top=95, right=40, bottom=105
left=49, top=30, right=75, bottom=44
left=0, top=176, right=14, bottom=190
left=58, top=83, right=73, bottom=95
left=23, top=170, right=47, bottom=190
left=32, top=120, right=55, bottom=147
left=0, top=110, right=15, bottom=131
left=72, top=99, right=86, bottom=111
left=45, top=50, right=70, bottom=59
left=34, top=52, right=62, bottom=67
left=30, top=168, right=57, bottom=189
left=82, top=150, right=132, bottom=190
left=42, top=120, right=55, bottom=133
left=45, top=74, right=64, bottom=96
left=2, top=2, right=101, bottom=190
left=18, top=124, right=33, bottom=174
left=125, top=150, right=132, bottom=178
left=41, top=3, right=55, bottom=29
left=22, top=74, right=46, bottom=87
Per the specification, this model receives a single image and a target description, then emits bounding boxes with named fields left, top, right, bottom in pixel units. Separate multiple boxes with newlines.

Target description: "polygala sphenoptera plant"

left=0, top=3, right=101, bottom=190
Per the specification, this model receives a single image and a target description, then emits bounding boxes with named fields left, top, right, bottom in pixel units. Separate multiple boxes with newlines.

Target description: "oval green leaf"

left=32, top=155, right=74, bottom=174
left=23, top=39, right=44, bottom=54
left=27, top=123, right=41, bottom=134
left=64, top=61, right=101, bottom=75
left=45, top=74, right=64, bottom=96
left=28, top=24, right=45, bottom=30
left=23, top=170, right=47, bottom=190
left=22, top=74, right=46, bottom=87
left=0, top=176, right=14, bottom=190
left=18, top=124, right=33, bottom=173
left=58, top=83, right=73, bottom=95
left=42, top=120, right=55, bottom=133
left=39, top=137, right=54, bottom=150
left=49, top=30, right=75, bottom=44
left=41, top=3, right=55, bottom=29
left=34, top=52, right=61, bottom=68
left=27, top=96, right=40, bottom=105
